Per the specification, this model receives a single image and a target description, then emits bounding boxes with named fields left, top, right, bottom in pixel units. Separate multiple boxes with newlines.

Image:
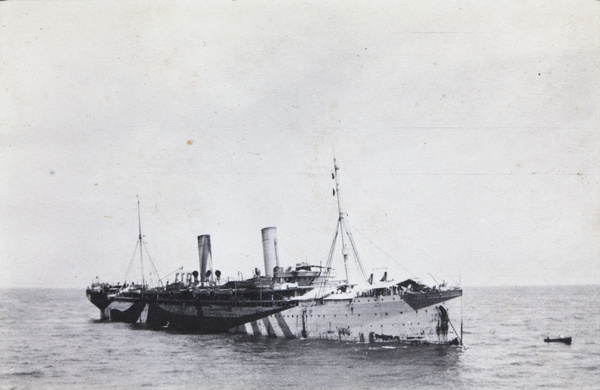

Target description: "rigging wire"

left=142, top=239, right=163, bottom=287
left=123, top=240, right=140, bottom=283
left=341, top=218, right=367, bottom=282
left=315, top=222, right=339, bottom=298
left=279, top=243, right=301, bottom=265
left=345, top=219, right=416, bottom=278
left=159, top=266, right=184, bottom=283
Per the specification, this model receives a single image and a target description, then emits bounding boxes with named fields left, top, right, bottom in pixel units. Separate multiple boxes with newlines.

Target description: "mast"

left=331, top=156, right=368, bottom=284
left=137, top=196, right=145, bottom=287
left=333, top=157, right=350, bottom=283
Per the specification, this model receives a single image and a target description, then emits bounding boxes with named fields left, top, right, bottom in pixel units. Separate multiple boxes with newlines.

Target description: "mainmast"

left=137, top=196, right=145, bottom=287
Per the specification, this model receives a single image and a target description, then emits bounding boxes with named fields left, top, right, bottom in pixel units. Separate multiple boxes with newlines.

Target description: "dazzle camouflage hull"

left=237, top=287, right=462, bottom=344
left=87, top=158, right=464, bottom=345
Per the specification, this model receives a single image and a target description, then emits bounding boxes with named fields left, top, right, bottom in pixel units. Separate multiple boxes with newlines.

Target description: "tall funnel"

left=197, top=235, right=212, bottom=283
left=261, top=227, right=279, bottom=277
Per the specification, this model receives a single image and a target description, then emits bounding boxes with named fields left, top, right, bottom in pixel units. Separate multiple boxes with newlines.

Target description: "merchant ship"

left=87, top=158, right=463, bottom=345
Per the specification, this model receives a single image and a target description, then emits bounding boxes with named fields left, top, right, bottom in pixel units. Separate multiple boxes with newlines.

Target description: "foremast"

left=327, top=157, right=367, bottom=284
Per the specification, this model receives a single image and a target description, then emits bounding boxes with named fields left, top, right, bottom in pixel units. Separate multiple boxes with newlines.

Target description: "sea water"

left=1, top=286, right=599, bottom=389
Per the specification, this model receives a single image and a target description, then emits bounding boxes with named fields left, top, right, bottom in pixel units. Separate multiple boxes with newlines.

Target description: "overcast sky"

left=1, top=1, right=599, bottom=288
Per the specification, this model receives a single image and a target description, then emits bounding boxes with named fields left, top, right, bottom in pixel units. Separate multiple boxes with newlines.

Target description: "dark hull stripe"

left=109, top=302, right=146, bottom=323
left=250, top=321, right=261, bottom=335
left=262, top=317, right=275, bottom=337
left=274, top=314, right=295, bottom=338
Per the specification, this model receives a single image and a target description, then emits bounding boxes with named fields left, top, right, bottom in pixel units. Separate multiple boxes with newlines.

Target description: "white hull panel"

left=239, top=295, right=462, bottom=344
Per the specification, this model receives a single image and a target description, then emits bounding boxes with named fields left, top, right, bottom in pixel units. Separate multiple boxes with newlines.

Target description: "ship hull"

left=86, top=286, right=119, bottom=320
left=238, top=291, right=462, bottom=344
left=106, top=298, right=148, bottom=323
left=87, top=285, right=462, bottom=343
left=145, top=300, right=293, bottom=332
left=86, top=286, right=297, bottom=331
left=86, top=289, right=111, bottom=313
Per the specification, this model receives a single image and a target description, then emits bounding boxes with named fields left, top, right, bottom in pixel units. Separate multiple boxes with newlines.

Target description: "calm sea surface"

left=1, top=286, right=599, bottom=389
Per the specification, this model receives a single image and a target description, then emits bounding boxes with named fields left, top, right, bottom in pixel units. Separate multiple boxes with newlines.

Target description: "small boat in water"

left=544, top=335, right=572, bottom=345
